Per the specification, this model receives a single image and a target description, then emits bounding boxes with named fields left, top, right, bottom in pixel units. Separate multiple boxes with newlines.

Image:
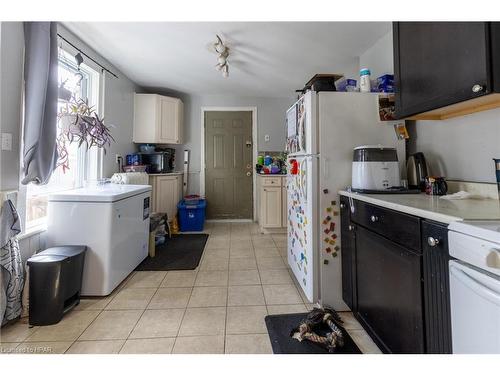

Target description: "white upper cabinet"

left=133, top=93, right=183, bottom=144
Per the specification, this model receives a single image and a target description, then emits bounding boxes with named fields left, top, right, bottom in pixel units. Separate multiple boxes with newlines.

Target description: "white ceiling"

left=64, top=22, right=391, bottom=98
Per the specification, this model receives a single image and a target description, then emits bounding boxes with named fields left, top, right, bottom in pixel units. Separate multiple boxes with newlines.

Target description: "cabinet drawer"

left=261, top=177, right=282, bottom=187
left=351, top=200, right=421, bottom=252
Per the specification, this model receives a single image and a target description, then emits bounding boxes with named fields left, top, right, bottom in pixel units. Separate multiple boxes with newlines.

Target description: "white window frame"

left=20, top=47, right=103, bottom=235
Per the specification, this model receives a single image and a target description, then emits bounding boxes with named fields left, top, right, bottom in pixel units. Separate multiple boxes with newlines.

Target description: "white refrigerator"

left=286, top=91, right=405, bottom=309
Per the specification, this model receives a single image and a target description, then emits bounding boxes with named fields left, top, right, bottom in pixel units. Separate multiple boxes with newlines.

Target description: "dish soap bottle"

left=359, top=68, right=371, bottom=93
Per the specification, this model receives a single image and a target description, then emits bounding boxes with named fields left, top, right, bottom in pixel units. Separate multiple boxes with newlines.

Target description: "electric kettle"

left=407, top=152, right=429, bottom=191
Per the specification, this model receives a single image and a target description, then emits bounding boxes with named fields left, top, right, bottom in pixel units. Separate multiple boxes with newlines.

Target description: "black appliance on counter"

left=139, top=149, right=175, bottom=173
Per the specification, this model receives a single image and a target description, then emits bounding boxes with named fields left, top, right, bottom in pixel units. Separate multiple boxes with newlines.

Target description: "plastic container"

left=359, top=68, right=371, bottom=93
left=335, top=78, right=358, bottom=92
left=264, top=155, right=273, bottom=166
left=376, top=74, right=394, bottom=93
left=177, top=199, right=207, bottom=232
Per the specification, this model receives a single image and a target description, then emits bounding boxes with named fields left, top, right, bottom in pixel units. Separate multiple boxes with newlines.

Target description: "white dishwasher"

left=47, top=184, right=151, bottom=296
left=448, top=221, right=500, bottom=354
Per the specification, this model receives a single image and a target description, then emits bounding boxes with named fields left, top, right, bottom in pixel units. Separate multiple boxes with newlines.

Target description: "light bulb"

left=217, top=56, right=226, bottom=65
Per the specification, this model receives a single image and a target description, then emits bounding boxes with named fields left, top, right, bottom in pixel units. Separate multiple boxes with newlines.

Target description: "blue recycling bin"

left=177, top=199, right=207, bottom=232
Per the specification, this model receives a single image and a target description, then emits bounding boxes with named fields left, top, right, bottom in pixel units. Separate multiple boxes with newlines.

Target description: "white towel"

left=111, top=172, right=149, bottom=185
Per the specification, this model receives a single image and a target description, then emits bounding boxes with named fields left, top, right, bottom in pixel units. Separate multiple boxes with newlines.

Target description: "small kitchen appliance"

left=351, top=145, right=400, bottom=191
left=407, top=152, right=430, bottom=191
left=140, top=149, right=175, bottom=174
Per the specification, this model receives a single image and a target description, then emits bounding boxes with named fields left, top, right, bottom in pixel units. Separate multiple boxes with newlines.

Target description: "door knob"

left=348, top=224, right=355, bottom=231
left=340, top=203, right=345, bottom=209
left=246, top=171, right=252, bottom=177
left=370, top=215, right=379, bottom=223
left=472, top=84, right=484, bottom=93
left=427, top=237, right=440, bottom=247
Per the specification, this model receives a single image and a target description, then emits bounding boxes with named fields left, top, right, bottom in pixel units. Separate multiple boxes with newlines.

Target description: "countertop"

left=339, top=190, right=500, bottom=224
left=257, top=173, right=286, bottom=177
left=148, top=172, right=183, bottom=176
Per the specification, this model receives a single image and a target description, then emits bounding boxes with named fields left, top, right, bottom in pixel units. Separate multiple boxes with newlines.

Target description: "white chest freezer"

left=46, top=184, right=151, bottom=296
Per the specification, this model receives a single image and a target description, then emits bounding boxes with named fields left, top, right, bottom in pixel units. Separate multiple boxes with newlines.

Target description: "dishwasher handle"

left=450, top=261, right=500, bottom=306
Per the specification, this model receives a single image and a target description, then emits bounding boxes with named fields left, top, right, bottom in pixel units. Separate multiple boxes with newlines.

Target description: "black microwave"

left=139, top=149, right=175, bottom=174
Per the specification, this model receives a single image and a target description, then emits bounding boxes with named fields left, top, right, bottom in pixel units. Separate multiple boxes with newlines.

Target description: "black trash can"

left=27, top=246, right=86, bottom=326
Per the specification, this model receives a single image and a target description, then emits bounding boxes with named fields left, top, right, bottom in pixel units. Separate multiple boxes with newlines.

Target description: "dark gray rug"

left=135, top=234, right=209, bottom=271
left=265, top=313, right=362, bottom=354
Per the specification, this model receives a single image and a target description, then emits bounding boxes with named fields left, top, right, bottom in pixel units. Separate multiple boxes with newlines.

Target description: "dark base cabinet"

left=340, top=197, right=452, bottom=354
left=356, top=226, right=424, bottom=354
left=422, top=221, right=452, bottom=354
left=340, top=196, right=356, bottom=310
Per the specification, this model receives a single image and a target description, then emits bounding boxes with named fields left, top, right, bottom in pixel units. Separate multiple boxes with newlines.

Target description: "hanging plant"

left=56, top=97, right=115, bottom=173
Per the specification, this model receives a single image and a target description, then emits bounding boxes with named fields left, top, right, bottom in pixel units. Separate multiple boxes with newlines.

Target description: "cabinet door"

left=355, top=226, right=424, bottom=353
left=155, top=176, right=180, bottom=220
left=340, top=196, right=356, bottom=310
left=394, top=22, right=491, bottom=118
left=158, top=97, right=181, bottom=144
left=281, top=185, right=287, bottom=227
left=422, top=220, right=452, bottom=354
left=260, top=187, right=282, bottom=228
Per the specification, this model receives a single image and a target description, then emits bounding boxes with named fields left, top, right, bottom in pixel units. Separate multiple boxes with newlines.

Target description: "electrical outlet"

left=264, top=134, right=270, bottom=142
left=115, top=154, right=122, bottom=164
left=1, top=133, right=13, bottom=151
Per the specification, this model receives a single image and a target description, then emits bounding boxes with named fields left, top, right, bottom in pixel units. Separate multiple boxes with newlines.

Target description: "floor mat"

left=265, top=313, right=362, bottom=354
left=135, top=234, right=209, bottom=271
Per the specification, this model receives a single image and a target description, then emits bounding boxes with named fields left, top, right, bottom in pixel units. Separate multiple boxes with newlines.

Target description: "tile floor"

left=0, top=222, right=381, bottom=354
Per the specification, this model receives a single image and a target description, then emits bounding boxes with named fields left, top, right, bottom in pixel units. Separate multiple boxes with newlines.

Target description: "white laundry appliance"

left=285, top=91, right=405, bottom=309
left=448, top=220, right=500, bottom=353
left=46, top=184, right=151, bottom=296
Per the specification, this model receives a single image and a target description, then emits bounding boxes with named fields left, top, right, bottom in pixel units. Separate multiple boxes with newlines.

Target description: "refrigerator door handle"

left=323, top=157, right=330, bottom=179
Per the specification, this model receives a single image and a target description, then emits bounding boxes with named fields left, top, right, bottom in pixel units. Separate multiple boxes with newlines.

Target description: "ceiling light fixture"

left=213, top=35, right=229, bottom=78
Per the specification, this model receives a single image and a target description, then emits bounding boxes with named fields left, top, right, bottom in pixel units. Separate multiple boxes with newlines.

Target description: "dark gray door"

left=205, top=111, right=253, bottom=220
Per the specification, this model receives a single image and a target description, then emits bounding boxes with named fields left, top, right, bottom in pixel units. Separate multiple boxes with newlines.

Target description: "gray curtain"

left=21, top=22, right=58, bottom=185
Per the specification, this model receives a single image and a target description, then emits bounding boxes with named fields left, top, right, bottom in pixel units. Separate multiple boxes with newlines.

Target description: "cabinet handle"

left=472, top=84, right=484, bottom=93
left=370, top=215, right=379, bottom=223
left=427, top=237, right=440, bottom=247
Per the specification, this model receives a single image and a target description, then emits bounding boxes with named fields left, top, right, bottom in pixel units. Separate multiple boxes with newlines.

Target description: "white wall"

left=408, top=110, right=500, bottom=183
left=141, top=90, right=294, bottom=195
left=0, top=22, right=24, bottom=191
left=359, top=31, right=394, bottom=78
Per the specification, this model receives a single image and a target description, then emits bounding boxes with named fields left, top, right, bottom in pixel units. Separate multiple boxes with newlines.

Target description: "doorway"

left=202, top=109, right=256, bottom=220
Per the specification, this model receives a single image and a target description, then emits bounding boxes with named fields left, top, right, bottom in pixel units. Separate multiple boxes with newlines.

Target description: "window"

left=25, top=49, right=101, bottom=230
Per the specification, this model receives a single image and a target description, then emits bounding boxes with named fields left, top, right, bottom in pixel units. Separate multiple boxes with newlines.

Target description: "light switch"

left=264, top=134, right=270, bottom=142
left=1, top=133, right=12, bottom=151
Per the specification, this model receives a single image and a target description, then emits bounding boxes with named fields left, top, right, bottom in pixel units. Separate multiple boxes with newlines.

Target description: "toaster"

left=351, top=145, right=400, bottom=191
